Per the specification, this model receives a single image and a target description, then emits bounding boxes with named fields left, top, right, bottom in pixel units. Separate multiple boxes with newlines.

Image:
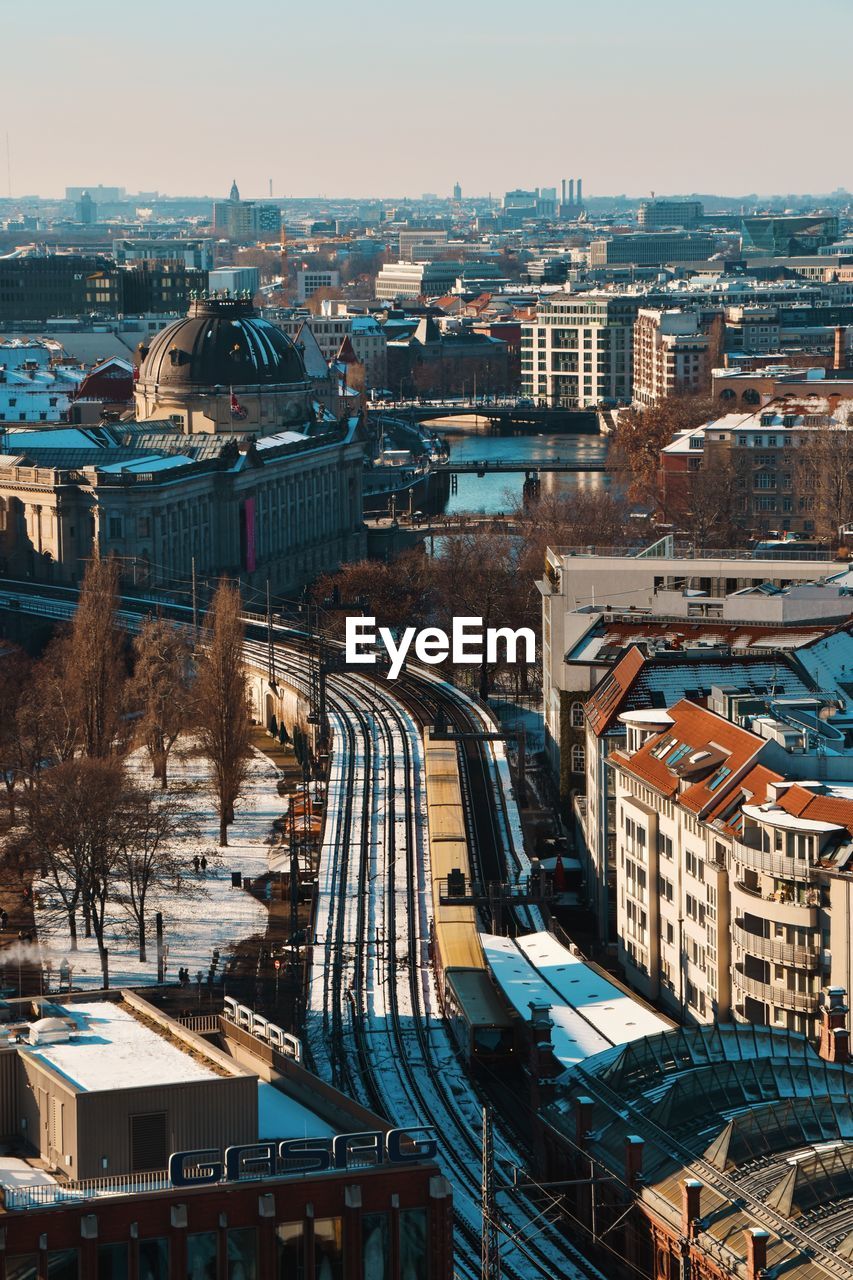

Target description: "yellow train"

left=423, top=730, right=514, bottom=1063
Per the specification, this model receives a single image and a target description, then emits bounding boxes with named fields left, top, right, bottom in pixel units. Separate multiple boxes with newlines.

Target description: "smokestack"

left=834, top=325, right=847, bottom=373
left=561, top=178, right=567, bottom=206
left=577, top=177, right=583, bottom=206
left=819, top=987, right=849, bottom=1063
left=745, top=1228, right=769, bottom=1280
left=568, top=178, right=575, bottom=207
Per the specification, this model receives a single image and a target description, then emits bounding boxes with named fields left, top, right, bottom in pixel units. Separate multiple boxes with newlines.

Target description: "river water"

left=431, top=417, right=612, bottom=515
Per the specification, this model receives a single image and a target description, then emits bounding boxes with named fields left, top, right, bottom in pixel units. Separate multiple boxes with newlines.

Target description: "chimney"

left=528, top=1002, right=560, bottom=1078
left=577, top=178, right=583, bottom=206
left=818, top=987, right=849, bottom=1063
left=568, top=178, right=575, bottom=208
left=681, top=1179, right=703, bottom=1236
left=624, top=1135, right=644, bottom=1190
left=575, top=1095, right=594, bottom=1147
left=744, top=1228, right=769, bottom=1280
left=561, top=179, right=567, bottom=206
left=834, top=325, right=847, bottom=373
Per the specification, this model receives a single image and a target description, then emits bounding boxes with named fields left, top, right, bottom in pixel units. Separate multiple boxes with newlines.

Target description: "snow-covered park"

left=26, top=742, right=283, bottom=991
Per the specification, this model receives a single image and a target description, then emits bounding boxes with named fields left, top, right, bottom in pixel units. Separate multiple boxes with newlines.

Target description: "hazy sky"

left=4, top=0, right=852, bottom=200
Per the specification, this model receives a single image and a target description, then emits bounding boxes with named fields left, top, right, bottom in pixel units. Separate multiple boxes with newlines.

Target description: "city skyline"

left=3, top=0, right=852, bottom=200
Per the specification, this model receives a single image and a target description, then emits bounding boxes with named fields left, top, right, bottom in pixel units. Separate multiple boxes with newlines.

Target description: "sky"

left=3, top=0, right=852, bottom=201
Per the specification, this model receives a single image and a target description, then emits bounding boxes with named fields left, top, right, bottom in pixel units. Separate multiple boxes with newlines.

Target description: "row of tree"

left=0, top=562, right=255, bottom=984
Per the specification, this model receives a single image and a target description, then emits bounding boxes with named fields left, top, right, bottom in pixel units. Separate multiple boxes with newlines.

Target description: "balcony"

left=735, top=841, right=817, bottom=882
left=731, top=920, right=821, bottom=971
left=731, top=879, right=819, bottom=928
left=732, top=968, right=820, bottom=1014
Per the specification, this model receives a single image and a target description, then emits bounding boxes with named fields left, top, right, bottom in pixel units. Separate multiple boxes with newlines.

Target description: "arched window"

left=743, top=388, right=760, bottom=406
left=720, top=388, right=736, bottom=402
left=570, top=701, right=585, bottom=728
left=571, top=743, right=586, bottom=774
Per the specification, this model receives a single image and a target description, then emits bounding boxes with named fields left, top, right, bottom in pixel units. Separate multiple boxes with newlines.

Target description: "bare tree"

left=195, top=580, right=252, bottom=847
left=0, top=648, right=32, bottom=822
left=119, top=784, right=200, bottom=961
left=614, top=395, right=716, bottom=507
left=66, top=558, right=126, bottom=758
left=17, top=757, right=125, bottom=982
left=130, top=618, right=195, bottom=788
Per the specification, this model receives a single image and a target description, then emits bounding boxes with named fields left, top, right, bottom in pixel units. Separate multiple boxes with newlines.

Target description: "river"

left=430, top=417, right=613, bottom=515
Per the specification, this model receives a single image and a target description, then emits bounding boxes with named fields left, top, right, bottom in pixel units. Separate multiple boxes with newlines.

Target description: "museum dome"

left=137, top=296, right=307, bottom=390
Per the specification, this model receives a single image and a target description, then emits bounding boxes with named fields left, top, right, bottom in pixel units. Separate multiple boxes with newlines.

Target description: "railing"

left=733, top=879, right=820, bottom=911
left=731, top=921, right=822, bottom=971
left=177, top=1013, right=220, bottom=1033
left=548, top=543, right=841, bottom=563
left=735, top=842, right=818, bottom=882
left=1, top=1169, right=171, bottom=1210
left=732, top=968, right=821, bottom=1013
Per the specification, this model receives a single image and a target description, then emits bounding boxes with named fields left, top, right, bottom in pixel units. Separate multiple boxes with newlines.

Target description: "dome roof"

left=138, top=297, right=307, bottom=391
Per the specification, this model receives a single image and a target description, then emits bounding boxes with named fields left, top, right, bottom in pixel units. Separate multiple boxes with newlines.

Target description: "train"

left=423, top=729, right=515, bottom=1064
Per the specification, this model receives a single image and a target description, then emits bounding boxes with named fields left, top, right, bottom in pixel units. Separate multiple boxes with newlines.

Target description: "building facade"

left=637, top=199, right=704, bottom=230
left=632, top=308, right=713, bottom=406
left=521, top=294, right=638, bottom=407
left=589, top=233, right=715, bottom=267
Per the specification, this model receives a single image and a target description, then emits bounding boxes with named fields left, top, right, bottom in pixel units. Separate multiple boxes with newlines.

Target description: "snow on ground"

left=21, top=1000, right=218, bottom=1091
left=32, top=743, right=281, bottom=990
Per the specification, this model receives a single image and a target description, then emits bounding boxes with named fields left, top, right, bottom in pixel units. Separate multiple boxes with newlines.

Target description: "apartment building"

left=520, top=293, right=638, bottom=407
left=610, top=691, right=853, bottom=1037
left=632, top=308, right=713, bottom=406
left=659, top=395, right=853, bottom=537
left=272, top=309, right=388, bottom=388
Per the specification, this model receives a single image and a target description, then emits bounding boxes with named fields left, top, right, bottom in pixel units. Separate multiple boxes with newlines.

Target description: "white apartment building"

left=632, top=308, right=711, bottom=406
left=520, top=294, right=638, bottom=407
left=611, top=692, right=853, bottom=1038
left=375, top=261, right=459, bottom=301
left=0, top=340, right=83, bottom=424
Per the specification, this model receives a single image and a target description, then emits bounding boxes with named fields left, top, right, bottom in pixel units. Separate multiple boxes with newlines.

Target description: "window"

left=138, top=1240, right=168, bottom=1280
left=570, top=701, right=584, bottom=728
left=571, top=743, right=585, bottom=773
left=362, top=1214, right=390, bottom=1280
left=314, top=1220, right=343, bottom=1280
left=97, top=1245, right=128, bottom=1280
left=6, top=1260, right=38, bottom=1280
left=48, top=1254, right=78, bottom=1280
left=399, top=1211, right=428, bottom=1280
left=657, top=831, right=673, bottom=860
left=228, top=1228, right=258, bottom=1280
left=187, top=1234, right=217, bottom=1279
left=276, top=1223, right=304, bottom=1280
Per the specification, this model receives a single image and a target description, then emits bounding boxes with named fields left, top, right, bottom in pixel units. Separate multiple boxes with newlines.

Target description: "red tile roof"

left=706, top=763, right=782, bottom=836
left=777, top=785, right=853, bottom=837
left=615, top=699, right=764, bottom=814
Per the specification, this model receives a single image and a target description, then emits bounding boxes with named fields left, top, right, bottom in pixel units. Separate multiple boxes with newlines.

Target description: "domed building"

left=134, top=295, right=315, bottom=434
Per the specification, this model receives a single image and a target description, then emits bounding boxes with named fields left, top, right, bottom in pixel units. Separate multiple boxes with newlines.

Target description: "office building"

left=375, top=261, right=460, bottom=301
left=741, top=214, right=840, bottom=257
left=212, top=180, right=281, bottom=242
left=112, top=238, right=216, bottom=271
left=590, top=232, right=715, bottom=267
left=637, top=198, right=704, bottom=230
left=295, top=268, right=340, bottom=303
left=208, top=266, right=261, bottom=296
left=399, top=230, right=448, bottom=262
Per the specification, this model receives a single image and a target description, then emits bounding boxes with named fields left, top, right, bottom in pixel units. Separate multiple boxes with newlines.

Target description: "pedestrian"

left=193, top=855, right=200, bottom=874
left=200, top=855, right=207, bottom=874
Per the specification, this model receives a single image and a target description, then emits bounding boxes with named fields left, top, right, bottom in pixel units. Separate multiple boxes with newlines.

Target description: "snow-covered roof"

left=482, top=931, right=671, bottom=1072
left=257, top=1081, right=336, bottom=1140
left=21, top=1001, right=219, bottom=1093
